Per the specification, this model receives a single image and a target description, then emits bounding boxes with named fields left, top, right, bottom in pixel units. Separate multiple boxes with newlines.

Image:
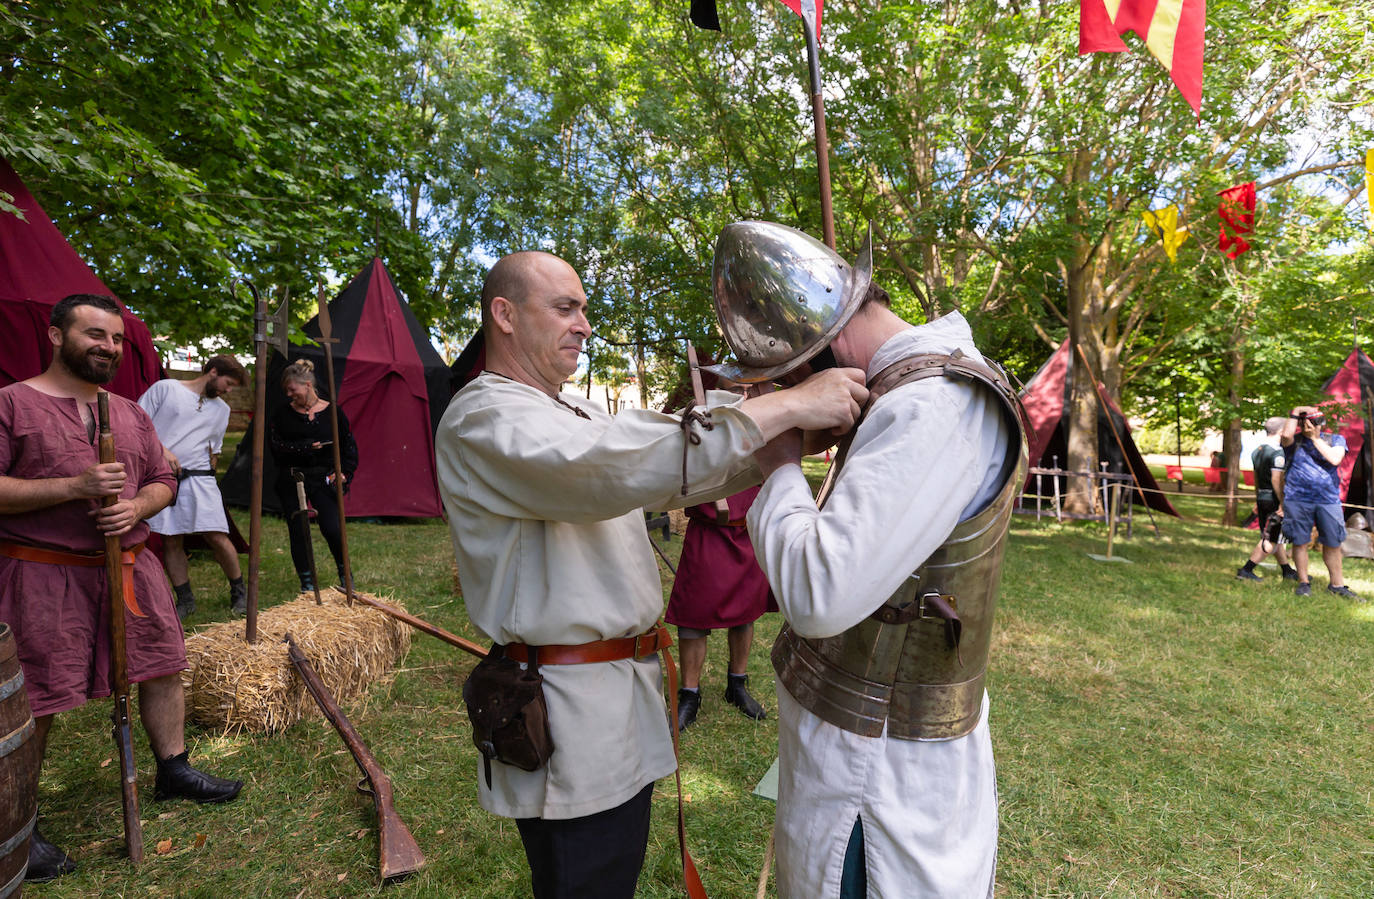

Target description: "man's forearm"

left=0, top=474, right=82, bottom=515
left=135, top=483, right=174, bottom=521
left=1312, top=437, right=1344, bottom=467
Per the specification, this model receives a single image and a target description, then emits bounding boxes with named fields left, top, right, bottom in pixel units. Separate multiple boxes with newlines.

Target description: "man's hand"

left=72, top=462, right=126, bottom=499
left=92, top=498, right=142, bottom=536
left=161, top=446, right=180, bottom=478
left=755, top=428, right=803, bottom=478
left=779, top=368, right=869, bottom=434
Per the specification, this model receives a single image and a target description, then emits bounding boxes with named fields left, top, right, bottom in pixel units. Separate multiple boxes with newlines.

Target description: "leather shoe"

left=229, top=580, right=248, bottom=616
left=724, top=675, right=767, bottom=720
left=677, top=688, right=700, bottom=732
left=26, top=826, right=77, bottom=882
left=154, top=751, right=244, bottom=803
left=1235, top=567, right=1261, bottom=581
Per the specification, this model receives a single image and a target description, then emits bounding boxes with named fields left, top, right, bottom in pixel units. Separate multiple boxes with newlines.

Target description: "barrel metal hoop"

left=0, top=669, right=24, bottom=703
left=0, top=809, right=35, bottom=862
left=0, top=863, right=25, bottom=899
left=0, top=717, right=34, bottom=760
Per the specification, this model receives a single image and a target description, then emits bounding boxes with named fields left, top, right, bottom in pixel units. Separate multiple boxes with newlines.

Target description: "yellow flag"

left=1143, top=205, right=1189, bottom=264
left=1366, top=148, right=1373, bottom=230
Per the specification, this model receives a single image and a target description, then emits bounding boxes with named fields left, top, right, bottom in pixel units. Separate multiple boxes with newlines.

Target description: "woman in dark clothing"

left=268, top=359, right=358, bottom=591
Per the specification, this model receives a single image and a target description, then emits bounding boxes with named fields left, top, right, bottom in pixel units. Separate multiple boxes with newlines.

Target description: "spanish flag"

left=1080, top=0, right=1206, bottom=115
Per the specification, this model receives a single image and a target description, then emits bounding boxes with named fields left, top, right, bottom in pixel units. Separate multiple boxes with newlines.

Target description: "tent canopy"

left=0, top=158, right=162, bottom=400
left=1319, top=348, right=1374, bottom=512
left=224, top=258, right=449, bottom=518
left=1019, top=342, right=1179, bottom=518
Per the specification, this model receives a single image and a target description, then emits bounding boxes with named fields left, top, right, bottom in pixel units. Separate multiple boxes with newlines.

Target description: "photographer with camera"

left=1236, top=416, right=1298, bottom=582
left=1279, top=406, right=1360, bottom=600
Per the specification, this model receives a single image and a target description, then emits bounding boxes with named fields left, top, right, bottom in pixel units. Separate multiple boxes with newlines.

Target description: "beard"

left=59, top=340, right=122, bottom=385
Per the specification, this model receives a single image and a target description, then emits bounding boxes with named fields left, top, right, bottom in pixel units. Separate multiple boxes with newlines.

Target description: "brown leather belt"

left=504, top=625, right=673, bottom=665
left=0, top=541, right=146, bottom=617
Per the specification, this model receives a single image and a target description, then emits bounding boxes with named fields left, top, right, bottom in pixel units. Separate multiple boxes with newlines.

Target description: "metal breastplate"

left=772, top=351, right=1029, bottom=740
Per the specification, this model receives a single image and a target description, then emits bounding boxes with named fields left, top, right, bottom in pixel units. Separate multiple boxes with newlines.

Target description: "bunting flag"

left=1217, top=182, right=1256, bottom=259
left=1080, top=0, right=1206, bottom=115
left=689, top=0, right=823, bottom=37
left=1142, top=205, right=1189, bottom=263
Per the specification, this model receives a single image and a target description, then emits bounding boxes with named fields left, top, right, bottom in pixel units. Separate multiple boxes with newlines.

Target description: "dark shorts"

left=1282, top=498, right=1346, bottom=548
left=0, top=553, right=187, bottom=717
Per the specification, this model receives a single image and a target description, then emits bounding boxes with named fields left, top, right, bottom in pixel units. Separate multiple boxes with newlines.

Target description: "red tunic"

left=0, top=384, right=185, bottom=716
left=665, top=486, right=777, bottom=631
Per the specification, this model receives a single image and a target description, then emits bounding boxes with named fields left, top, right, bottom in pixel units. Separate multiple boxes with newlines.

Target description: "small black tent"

left=224, top=258, right=450, bottom=517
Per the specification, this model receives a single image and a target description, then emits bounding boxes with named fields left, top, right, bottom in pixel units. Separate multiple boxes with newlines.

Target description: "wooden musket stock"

left=284, top=633, right=424, bottom=883
left=97, top=392, right=144, bottom=865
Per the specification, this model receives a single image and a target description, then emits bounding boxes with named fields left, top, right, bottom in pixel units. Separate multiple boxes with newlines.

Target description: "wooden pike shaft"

left=350, top=593, right=487, bottom=660
left=800, top=6, right=836, bottom=249
left=317, top=284, right=354, bottom=604
left=246, top=295, right=269, bottom=644
left=96, top=393, right=144, bottom=865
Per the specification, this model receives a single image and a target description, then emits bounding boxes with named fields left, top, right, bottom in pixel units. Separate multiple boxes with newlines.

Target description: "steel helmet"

left=704, top=221, right=872, bottom=383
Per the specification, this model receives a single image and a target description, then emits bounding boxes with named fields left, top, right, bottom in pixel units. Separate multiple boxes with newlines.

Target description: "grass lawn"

left=27, top=458, right=1374, bottom=897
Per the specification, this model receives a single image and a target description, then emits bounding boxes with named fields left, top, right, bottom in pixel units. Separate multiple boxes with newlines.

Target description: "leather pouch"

left=462, top=645, right=555, bottom=787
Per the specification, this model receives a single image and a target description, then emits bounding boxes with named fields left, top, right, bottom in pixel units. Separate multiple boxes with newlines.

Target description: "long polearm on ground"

left=283, top=632, right=425, bottom=883
left=293, top=470, right=322, bottom=605
left=96, top=392, right=143, bottom=865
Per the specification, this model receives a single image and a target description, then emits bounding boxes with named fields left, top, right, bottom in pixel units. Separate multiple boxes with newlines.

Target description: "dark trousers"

left=515, top=782, right=653, bottom=899
left=275, top=475, right=345, bottom=579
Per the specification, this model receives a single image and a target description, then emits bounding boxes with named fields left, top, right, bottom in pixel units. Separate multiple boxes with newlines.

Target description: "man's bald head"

left=481, top=251, right=572, bottom=330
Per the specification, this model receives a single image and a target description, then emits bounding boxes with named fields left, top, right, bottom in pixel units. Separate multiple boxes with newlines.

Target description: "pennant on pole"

left=1217, top=182, right=1256, bottom=259
left=689, top=0, right=721, bottom=30
left=1142, top=205, right=1189, bottom=263
left=1080, top=0, right=1206, bottom=115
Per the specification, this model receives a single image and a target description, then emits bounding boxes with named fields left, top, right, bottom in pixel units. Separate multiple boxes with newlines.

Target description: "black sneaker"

left=1327, top=584, right=1362, bottom=601
left=1295, top=581, right=1312, bottom=597
left=724, top=674, right=767, bottom=720
left=154, top=751, right=244, bottom=803
left=676, top=688, right=700, bottom=732
left=1235, top=567, right=1262, bottom=581
left=25, top=826, right=76, bottom=882
left=1281, top=568, right=1300, bottom=582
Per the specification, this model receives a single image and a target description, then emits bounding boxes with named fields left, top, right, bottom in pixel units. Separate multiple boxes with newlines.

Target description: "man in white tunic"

left=138, top=355, right=248, bottom=619
left=706, top=222, right=1027, bottom=898
left=434, top=250, right=868, bottom=898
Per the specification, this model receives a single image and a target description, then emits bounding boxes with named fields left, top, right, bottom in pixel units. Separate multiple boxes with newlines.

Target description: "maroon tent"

left=1020, top=342, right=1179, bottom=517
left=0, top=158, right=162, bottom=400
left=1319, top=348, right=1374, bottom=512
left=224, top=258, right=448, bottom=518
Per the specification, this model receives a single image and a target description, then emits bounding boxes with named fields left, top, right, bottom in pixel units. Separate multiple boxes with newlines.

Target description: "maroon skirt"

left=665, top=487, right=777, bottom=631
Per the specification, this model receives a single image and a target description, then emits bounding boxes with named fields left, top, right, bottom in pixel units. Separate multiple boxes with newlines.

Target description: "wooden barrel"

left=0, top=622, right=39, bottom=898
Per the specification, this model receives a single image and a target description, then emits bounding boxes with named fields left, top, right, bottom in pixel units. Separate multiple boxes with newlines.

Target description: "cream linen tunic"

left=748, top=313, right=1011, bottom=898
left=436, top=373, right=764, bottom=820
left=139, top=378, right=231, bottom=535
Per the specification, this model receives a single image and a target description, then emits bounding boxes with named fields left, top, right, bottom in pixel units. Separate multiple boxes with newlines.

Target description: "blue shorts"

left=1282, top=498, right=1346, bottom=548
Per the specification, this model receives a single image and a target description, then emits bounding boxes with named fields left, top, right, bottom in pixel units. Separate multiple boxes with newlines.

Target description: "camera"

left=1295, top=410, right=1324, bottom=429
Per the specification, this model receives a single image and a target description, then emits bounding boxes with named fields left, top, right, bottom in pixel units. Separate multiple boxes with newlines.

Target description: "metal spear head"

left=316, top=280, right=338, bottom=345
left=267, top=286, right=290, bottom=356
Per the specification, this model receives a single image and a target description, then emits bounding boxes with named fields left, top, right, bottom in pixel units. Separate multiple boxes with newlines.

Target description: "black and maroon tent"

left=1319, top=348, right=1374, bottom=514
left=223, top=257, right=449, bottom=518
left=1020, top=341, right=1179, bottom=517
left=0, top=158, right=163, bottom=400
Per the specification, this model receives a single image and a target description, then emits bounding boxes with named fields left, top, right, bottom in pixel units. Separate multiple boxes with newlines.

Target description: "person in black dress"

left=268, top=359, right=358, bottom=591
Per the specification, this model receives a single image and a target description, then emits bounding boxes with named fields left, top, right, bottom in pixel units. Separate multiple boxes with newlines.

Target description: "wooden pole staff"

left=316, top=282, right=354, bottom=604
left=96, top=392, right=144, bottom=865
left=797, top=0, right=835, bottom=249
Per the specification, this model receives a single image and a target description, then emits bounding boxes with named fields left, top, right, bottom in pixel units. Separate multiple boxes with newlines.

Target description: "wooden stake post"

left=316, top=283, right=354, bottom=604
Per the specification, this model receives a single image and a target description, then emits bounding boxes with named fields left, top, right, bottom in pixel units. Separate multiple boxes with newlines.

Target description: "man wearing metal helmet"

left=707, top=222, right=1028, bottom=897
left=434, top=250, right=868, bottom=898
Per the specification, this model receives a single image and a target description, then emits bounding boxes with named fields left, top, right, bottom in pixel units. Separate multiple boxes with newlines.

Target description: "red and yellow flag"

left=1080, top=0, right=1206, bottom=115
left=1217, top=182, right=1256, bottom=259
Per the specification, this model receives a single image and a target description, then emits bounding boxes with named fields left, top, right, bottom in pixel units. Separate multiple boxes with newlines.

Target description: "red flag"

left=1217, top=182, right=1256, bottom=259
left=1080, top=0, right=1206, bottom=115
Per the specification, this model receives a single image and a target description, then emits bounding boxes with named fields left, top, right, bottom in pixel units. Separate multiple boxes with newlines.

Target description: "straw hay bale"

left=182, top=588, right=411, bottom=734
left=668, top=509, right=688, bottom=535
